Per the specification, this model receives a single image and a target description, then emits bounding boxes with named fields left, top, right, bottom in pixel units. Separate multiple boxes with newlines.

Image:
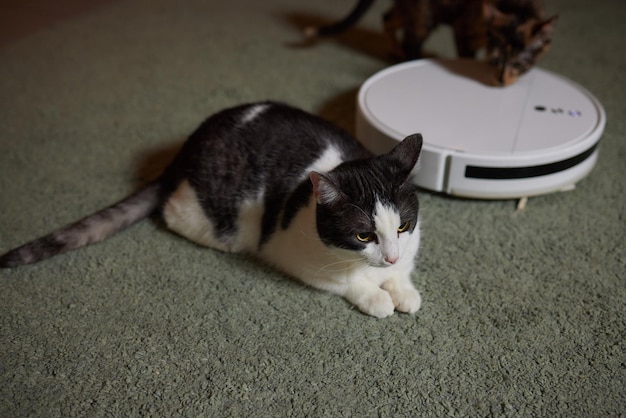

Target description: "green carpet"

left=1, top=0, right=624, bottom=415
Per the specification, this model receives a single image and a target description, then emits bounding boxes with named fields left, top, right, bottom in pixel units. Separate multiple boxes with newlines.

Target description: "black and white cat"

left=0, top=102, right=423, bottom=318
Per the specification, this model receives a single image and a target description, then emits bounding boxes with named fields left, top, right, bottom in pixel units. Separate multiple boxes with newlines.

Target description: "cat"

left=0, top=101, right=424, bottom=318
left=305, top=0, right=557, bottom=86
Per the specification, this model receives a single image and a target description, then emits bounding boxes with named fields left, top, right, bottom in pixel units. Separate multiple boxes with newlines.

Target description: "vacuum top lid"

left=357, top=59, right=606, bottom=199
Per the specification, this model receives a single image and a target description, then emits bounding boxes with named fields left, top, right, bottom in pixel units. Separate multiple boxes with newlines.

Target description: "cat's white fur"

left=163, top=144, right=421, bottom=318
left=260, top=196, right=421, bottom=318
left=163, top=181, right=265, bottom=253
left=240, top=103, right=270, bottom=125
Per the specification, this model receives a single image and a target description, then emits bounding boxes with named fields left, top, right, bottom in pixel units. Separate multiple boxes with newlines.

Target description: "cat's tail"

left=0, top=181, right=166, bottom=268
left=304, top=0, right=376, bottom=38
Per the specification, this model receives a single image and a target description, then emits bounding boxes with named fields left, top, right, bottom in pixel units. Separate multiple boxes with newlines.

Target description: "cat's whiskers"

left=297, top=228, right=322, bottom=242
left=316, top=256, right=365, bottom=273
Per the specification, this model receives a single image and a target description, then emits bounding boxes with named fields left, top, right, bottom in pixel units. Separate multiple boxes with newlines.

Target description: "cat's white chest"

left=259, top=196, right=340, bottom=286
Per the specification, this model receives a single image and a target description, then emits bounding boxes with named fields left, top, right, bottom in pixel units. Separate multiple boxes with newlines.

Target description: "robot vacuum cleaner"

left=357, top=59, right=606, bottom=199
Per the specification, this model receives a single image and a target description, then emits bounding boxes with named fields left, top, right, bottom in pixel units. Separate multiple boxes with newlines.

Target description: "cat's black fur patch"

left=281, top=180, right=313, bottom=231
left=167, top=102, right=370, bottom=247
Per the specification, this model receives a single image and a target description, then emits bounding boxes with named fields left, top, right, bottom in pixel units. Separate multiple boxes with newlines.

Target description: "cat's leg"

left=383, top=7, right=408, bottom=59
left=381, top=273, right=421, bottom=314
left=317, top=264, right=420, bottom=317
left=384, top=0, right=432, bottom=60
left=163, top=180, right=264, bottom=253
left=400, top=25, right=428, bottom=60
left=162, top=180, right=235, bottom=252
left=452, top=18, right=486, bottom=58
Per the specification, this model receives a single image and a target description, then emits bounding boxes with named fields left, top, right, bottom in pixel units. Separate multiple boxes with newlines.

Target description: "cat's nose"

left=384, top=255, right=398, bottom=265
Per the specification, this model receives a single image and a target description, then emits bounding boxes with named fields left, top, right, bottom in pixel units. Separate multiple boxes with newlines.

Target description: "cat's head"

left=483, top=3, right=557, bottom=86
left=310, top=134, right=422, bottom=268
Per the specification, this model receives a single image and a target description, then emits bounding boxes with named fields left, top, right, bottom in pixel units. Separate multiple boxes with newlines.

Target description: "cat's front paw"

left=391, top=288, right=421, bottom=314
left=381, top=279, right=422, bottom=314
left=353, top=288, right=395, bottom=318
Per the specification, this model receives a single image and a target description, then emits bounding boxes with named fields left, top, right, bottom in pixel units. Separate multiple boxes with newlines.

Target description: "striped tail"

left=0, top=181, right=164, bottom=268
left=304, top=0, right=376, bottom=38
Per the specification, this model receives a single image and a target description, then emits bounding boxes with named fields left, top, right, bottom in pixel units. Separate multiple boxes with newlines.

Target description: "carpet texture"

left=1, top=0, right=624, bottom=416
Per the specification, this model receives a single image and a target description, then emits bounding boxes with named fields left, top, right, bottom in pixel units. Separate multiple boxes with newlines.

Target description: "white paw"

left=357, top=289, right=395, bottom=318
left=392, top=288, right=421, bottom=314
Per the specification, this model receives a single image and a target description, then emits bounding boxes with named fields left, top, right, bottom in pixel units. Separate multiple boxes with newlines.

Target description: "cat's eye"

left=356, top=232, right=374, bottom=243
left=397, top=221, right=411, bottom=233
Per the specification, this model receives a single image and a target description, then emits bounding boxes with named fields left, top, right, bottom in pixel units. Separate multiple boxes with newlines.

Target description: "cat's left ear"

left=310, top=171, right=346, bottom=205
left=388, top=133, right=423, bottom=180
left=532, top=15, right=558, bottom=36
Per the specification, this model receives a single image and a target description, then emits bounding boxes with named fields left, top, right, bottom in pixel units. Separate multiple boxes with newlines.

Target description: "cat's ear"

left=387, top=133, right=423, bottom=180
left=310, top=171, right=346, bottom=205
left=532, top=15, right=558, bottom=36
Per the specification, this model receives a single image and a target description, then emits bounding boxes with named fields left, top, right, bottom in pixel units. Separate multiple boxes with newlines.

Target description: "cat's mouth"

left=488, top=53, right=523, bottom=87
left=492, top=62, right=521, bottom=87
left=495, top=68, right=519, bottom=86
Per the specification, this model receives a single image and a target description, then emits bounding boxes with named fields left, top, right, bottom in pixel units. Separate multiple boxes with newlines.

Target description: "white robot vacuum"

left=357, top=59, right=606, bottom=199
